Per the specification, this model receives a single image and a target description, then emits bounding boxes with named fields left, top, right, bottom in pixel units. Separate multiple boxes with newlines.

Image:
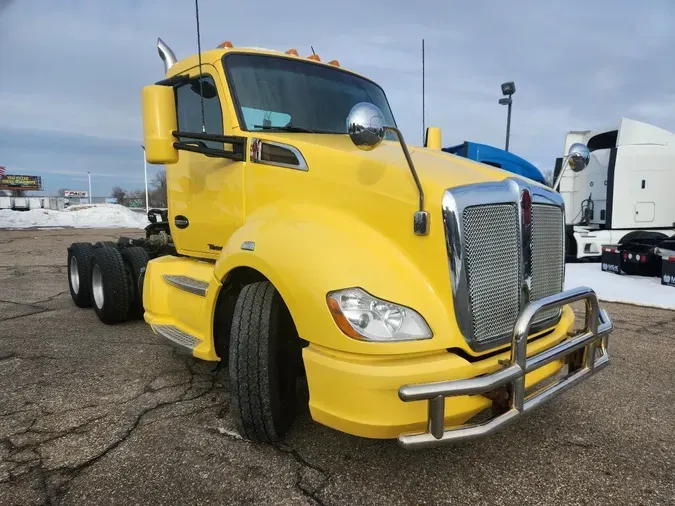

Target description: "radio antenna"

left=311, top=45, right=316, bottom=55
left=194, top=0, right=206, bottom=132
left=422, top=38, right=426, bottom=143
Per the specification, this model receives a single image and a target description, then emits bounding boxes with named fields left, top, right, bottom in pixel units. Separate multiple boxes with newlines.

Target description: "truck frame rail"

left=397, top=286, right=612, bottom=449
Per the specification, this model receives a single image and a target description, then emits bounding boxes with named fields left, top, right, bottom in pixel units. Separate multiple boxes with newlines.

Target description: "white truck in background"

left=554, top=117, right=675, bottom=261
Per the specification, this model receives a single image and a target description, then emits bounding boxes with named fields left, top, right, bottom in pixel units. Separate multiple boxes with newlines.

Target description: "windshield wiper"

left=253, top=124, right=315, bottom=133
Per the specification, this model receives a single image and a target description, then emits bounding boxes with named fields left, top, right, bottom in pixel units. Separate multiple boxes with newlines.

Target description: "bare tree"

left=541, top=168, right=555, bottom=187
left=56, top=188, right=68, bottom=197
left=111, top=186, right=127, bottom=201
left=150, top=170, right=167, bottom=208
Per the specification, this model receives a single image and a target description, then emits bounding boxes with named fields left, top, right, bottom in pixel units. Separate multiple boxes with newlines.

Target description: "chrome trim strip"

left=162, top=275, right=208, bottom=297
left=250, top=138, right=308, bottom=171
left=397, top=286, right=612, bottom=449
left=519, top=188, right=532, bottom=309
left=442, top=177, right=566, bottom=351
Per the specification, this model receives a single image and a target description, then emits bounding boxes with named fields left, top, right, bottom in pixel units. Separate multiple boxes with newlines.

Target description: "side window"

left=175, top=75, right=224, bottom=150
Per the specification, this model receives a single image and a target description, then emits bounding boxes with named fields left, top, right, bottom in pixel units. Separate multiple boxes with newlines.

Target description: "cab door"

left=169, top=63, right=245, bottom=258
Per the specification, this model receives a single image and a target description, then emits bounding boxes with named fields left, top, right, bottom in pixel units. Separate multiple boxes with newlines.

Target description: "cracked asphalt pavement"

left=1, top=228, right=674, bottom=505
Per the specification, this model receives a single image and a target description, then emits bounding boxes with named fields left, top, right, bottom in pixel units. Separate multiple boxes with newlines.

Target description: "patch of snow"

left=564, top=263, right=675, bottom=310
left=217, top=426, right=243, bottom=440
left=0, top=204, right=150, bottom=230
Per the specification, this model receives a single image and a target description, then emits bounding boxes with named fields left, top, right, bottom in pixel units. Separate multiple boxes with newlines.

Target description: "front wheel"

left=228, top=281, right=300, bottom=443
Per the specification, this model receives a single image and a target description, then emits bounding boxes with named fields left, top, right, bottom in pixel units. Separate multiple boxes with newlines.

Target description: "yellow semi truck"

left=66, top=38, right=613, bottom=449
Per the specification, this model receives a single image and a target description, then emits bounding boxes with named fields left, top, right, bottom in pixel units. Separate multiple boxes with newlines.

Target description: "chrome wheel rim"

left=92, top=264, right=104, bottom=309
left=69, top=256, right=80, bottom=295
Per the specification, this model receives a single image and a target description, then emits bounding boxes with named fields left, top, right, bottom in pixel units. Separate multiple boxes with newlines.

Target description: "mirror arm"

left=385, top=127, right=425, bottom=213
left=552, top=155, right=570, bottom=192
left=173, top=142, right=245, bottom=161
left=172, top=131, right=247, bottom=161
left=384, top=126, right=429, bottom=236
left=173, top=130, right=246, bottom=146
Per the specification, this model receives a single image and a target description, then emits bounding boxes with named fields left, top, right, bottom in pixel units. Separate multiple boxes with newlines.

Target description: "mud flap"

left=601, top=247, right=622, bottom=275
left=661, top=256, right=675, bottom=287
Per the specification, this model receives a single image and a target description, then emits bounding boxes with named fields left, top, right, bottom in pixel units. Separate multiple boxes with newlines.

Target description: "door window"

left=175, top=75, right=224, bottom=149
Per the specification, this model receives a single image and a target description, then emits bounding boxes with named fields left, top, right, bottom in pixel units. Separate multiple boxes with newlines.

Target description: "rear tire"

left=228, top=281, right=299, bottom=443
left=67, top=242, right=94, bottom=308
left=120, top=247, right=149, bottom=320
left=618, top=231, right=667, bottom=245
left=90, top=247, right=130, bottom=325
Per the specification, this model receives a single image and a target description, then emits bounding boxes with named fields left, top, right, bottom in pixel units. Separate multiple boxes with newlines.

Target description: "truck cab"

left=442, top=141, right=547, bottom=185
left=554, top=118, right=675, bottom=260
left=66, top=38, right=613, bottom=448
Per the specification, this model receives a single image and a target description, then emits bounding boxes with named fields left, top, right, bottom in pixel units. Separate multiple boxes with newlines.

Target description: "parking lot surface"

left=1, top=228, right=674, bottom=505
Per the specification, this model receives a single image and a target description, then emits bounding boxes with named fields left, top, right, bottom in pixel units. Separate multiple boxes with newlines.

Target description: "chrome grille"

left=463, top=204, right=521, bottom=344
left=442, top=178, right=566, bottom=352
left=531, top=204, right=564, bottom=324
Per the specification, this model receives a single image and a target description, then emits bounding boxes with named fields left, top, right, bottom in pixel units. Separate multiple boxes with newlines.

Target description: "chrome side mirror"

left=346, top=102, right=386, bottom=150
left=345, top=102, right=429, bottom=236
left=568, top=142, right=590, bottom=172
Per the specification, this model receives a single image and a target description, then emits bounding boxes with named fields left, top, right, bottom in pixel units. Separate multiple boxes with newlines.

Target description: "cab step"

left=152, top=324, right=202, bottom=353
left=162, top=274, right=209, bottom=296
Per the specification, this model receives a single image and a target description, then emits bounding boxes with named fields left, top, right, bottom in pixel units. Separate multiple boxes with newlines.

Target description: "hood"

left=254, top=132, right=521, bottom=198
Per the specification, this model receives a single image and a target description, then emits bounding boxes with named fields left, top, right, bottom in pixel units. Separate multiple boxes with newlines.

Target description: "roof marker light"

left=328, top=59, right=340, bottom=67
left=218, top=41, right=233, bottom=48
left=285, top=48, right=299, bottom=56
left=308, top=54, right=321, bottom=61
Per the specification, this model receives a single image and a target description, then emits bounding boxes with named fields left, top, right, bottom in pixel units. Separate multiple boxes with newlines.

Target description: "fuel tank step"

left=162, top=274, right=209, bottom=296
left=152, top=324, right=202, bottom=353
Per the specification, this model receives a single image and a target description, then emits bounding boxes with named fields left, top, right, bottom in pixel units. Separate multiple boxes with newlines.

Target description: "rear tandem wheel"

left=90, top=246, right=131, bottom=325
left=120, top=247, right=150, bottom=320
left=67, top=242, right=95, bottom=308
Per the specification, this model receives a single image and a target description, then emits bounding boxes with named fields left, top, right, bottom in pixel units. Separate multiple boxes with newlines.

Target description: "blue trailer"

left=442, top=141, right=547, bottom=185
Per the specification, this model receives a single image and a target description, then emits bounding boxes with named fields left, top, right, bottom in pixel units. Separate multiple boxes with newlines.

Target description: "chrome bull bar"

left=397, top=286, right=613, bottom=449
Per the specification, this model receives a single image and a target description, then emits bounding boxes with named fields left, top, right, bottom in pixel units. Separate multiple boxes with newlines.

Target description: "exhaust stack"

left=157, top=38, right=177, bottom=74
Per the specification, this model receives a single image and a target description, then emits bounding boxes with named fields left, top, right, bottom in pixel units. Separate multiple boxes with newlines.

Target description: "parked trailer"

left=66, top=37, right=614, bottom=448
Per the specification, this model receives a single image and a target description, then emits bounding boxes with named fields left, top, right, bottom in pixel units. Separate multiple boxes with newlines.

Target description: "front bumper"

left=397, top=286, right=612, bottom=449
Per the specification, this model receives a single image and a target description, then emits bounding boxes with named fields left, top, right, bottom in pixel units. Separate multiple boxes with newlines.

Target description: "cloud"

left=1, top=0, right=674, bottom=194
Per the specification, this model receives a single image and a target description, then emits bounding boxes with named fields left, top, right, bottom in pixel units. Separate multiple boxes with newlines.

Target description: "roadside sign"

left=0, top=174, right=43, bottom=191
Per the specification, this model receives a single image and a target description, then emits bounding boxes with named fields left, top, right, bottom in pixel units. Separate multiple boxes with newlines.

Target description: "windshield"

left=223, top=53, right=397, bottom=134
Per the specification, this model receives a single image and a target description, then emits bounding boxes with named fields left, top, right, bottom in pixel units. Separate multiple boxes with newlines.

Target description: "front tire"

left=228, top=281, right=299, bottom=443
left=90, top=247, right=130, bottom=325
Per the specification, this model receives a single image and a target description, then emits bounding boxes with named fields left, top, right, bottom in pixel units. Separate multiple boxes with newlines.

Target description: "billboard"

left=0, top=174, right=43, bottom=191
left=64, top=190, right=89, bottom=197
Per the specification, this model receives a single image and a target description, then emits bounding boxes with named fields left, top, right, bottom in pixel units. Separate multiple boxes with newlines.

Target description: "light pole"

left=499, top=81, right=516, bottom=152
left=141, top=145, right=149, bottom=213
left=87, top=171, right=92, bottom=204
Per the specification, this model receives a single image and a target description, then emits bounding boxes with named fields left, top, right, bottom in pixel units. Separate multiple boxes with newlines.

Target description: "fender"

left=213, top=202, right=464, bottom=356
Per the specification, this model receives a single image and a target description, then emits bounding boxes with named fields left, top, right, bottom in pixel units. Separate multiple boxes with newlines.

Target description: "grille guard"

left=397, top=286, right=612, bottom=449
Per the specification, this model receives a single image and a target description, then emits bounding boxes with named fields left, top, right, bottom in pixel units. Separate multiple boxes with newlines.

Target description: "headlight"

left=326, top=287, right=432, bottom=342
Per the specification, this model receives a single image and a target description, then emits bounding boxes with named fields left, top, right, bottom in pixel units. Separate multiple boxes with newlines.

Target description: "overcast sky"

left=1, top=0, right=674, bottom=196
